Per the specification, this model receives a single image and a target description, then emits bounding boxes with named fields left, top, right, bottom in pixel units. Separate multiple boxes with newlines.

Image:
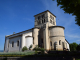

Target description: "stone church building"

left=4, top=10, right=70, bottom=52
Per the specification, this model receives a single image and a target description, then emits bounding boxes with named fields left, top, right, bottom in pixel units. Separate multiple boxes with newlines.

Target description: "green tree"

left=53, top=0, right=80, bottom=26
left=69, top=42, right=78, bottom=51
left=22, top=46, right=28, bottom=51
left=76, top=44, right=80, bottom=51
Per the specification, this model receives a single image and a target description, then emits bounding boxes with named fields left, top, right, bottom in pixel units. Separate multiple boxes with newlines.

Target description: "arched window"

left=59, top=40, right=61, bottom=45
left=12, top=41, right=14, bottom=47
left=17, top=41, right=19, bottom=46
left=38, top=16, right=40, bottom=20
left=53, top=21, right=55, bottom=25
left=50, top=41, right=52, bottom=46
left=52, top=17, right=54, bottom=20
left=50, top=15, right=52, bottom=19
left=50, top=19, right=52, bottom=23
left=44, top=19, right=45, bottom=23
left=42, top=20, right=44, bottom=23
left=42, top=14, right=45, bottom=18
left=38, top=20, right=40, bottom=24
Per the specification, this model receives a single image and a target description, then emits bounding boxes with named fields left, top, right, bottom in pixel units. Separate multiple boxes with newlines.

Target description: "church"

left=4, top=10, right=70, bottom=52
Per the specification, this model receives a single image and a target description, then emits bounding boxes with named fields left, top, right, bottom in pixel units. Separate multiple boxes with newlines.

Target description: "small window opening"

left=12, top=41, right=14, bottom=47
left=42, top=14, right=45, bottom=18
left=50, top=15, right=52, bottom=19
left=17, top=41, right=19, bottom=46
left=50, top=19, right=52, bottom=23
left=42, top=20, right=44, bottom=23
left=38, top=16, right=40, bottom=20
left=50, top=41, right=52, bottom=46
left=44, top=19, right=45, bottom=23
left=59, top=40, right=61, bottom=45
left=41, top=39, right=43, bottom=43
left=53, top=21, right=55, bottom=25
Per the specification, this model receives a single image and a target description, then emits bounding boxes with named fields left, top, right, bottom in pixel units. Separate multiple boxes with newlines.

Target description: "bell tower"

left=34, top=10, right=56, bottom=50
left=34, top=10, right=56, bottom=28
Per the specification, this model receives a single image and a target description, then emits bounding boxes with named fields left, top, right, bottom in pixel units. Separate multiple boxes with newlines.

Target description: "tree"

left=29, top=45, right=32, bottom=50
left=22, top=46, right=28, bottom=51
left=53, top=0, right=80, bottom=26
left=76, top=44, right=80, bottom=51
left=69, top=42, right=78, bottom=51
left=33, top=45, right=45, bottom=54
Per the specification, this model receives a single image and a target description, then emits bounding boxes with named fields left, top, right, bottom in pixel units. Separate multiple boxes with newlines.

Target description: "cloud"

left=66, top=34, right=80, bottom=39
left=77, top=40, right=80, bottom=41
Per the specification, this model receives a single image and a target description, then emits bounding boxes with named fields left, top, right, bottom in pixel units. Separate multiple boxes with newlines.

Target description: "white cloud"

left=77, top=40, right=80, bottom=41
left=66, top=34, right=80, bottom=39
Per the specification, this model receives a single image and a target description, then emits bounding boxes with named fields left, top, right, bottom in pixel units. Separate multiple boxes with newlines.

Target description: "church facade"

left=4, top=10, right=70, bottom=52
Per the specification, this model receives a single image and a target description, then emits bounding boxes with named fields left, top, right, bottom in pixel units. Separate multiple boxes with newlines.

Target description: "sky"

left=0, top=0, right=80, bottom=50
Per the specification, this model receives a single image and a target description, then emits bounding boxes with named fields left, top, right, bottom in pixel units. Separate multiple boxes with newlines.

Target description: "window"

left=17, top=41, right=19, bottom=46
left=42, top=20, right=44, bottom=23
left=44, top=19, right=45, bottom=23
left=50, top=15, right=52, bottom=19
left=38, top=20, right=40, bottom=24
left=59, top=40, right=61, bottom=45
left=12, top=41, right=14, bottom=47
left=42, top=14, right=45, bottom=18
left=50, top=19, right=52, bottom=23
left=50, top=41, right=52, bottom=46
left=52, top=17, right=54, bottom=20
left=39, top=20, right=41, bottom=24
left=38, top=16, right=40, bottom=20
left=33, top=37, right=34, bottom=44
left=53, top=21, right=55, bottom=25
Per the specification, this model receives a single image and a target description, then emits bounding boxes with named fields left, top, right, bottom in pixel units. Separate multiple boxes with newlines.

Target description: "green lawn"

left=0, top=51, right=35, bottom=55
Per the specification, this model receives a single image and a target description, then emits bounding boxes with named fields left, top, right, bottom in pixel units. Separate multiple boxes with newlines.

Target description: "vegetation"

left=53, top=0, right=80, bottom=26
left=0, top=51, right=35, bottom=57
left=76, top=44, right=80, bottom=51
left=29, top=45, right=32, bottom=50
left=69, top=42, right=80, bottom=51
left=22, top=46, right=28, bottom=51
left=33, top=45, right=45, bottom=54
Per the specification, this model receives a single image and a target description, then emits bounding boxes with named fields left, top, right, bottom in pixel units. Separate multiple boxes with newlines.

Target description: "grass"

left=0, top=51, right=35, bottom=57
left=76, top=59, right=80, bottom=60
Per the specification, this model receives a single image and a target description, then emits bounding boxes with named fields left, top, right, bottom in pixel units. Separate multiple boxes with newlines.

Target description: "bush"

left=29, top=45, right=32, bottom=50
left=22, top=46, right=28, bottom=51
left=33, top=45, right=45, bottom=54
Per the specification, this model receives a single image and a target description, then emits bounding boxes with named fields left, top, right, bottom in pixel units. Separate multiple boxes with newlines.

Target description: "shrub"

left=33, top=45, right=45, bottom=54
left=29, top=45, right=32, bottom=50
left=22, top=46, right=28, bottom=51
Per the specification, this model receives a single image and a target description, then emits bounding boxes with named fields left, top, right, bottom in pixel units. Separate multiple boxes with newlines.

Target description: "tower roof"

left=49, top=26, right=65, bottom=29
left=34, top=10, right=56, bottom=17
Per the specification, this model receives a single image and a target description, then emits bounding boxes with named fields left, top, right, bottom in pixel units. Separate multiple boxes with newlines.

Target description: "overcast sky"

left=0, top=0, right=80, bottom=50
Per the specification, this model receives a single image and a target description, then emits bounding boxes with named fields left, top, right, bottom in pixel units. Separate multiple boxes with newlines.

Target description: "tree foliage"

left=33, top=45, right=45, bottom=53
left=69, top=42, right=78, bottom=51
left=53, top=0, right=80, bottom=26
left=29, top=45, right=32, bottom=50
left=76, top=44, right=80, bottom=51
left=22, top=46, right=28, bottom=51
